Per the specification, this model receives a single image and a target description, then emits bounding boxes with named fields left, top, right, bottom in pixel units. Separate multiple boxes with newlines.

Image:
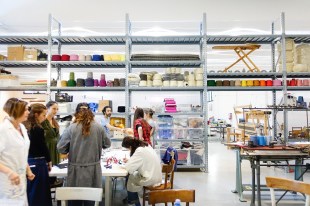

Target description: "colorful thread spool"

left=76, top=78, right=85, bottom=87
left=79, top=55, right=86, bottom=61
left=303, top=79, right=309, bottom=86
left=266, top=80, right=273, bottom=86
left=94, top=79, right=99, bottom=87
left=253, top=80, right=260, bottom=86
left=70, top=54, right=79, bottom=61
left=207, top=80, right=216, bottom=86
left=223, top=80, right=230, bottom=86
left=85, top=55, right=92, bottom=61
left=246, top=80, right=254, bottom=87
left=107, top=80, right=114, bottom=87
left=60, top=80, right=67, bottom=87
left=100, top=74, right=107, bottom=87
left=216, top=80, right=223, bottom=86
left=51, top=55, right=61, bottom=61
left=92, top=54, right=102, bottom=61
left=259, top=80, right=266, bottom=86
left=297, top=79, right=303, bottom=86
left=241, top=80, right=247, bottom=87
left=289, top=79, right=297, bottom=86
left=235, top=80, right=241, bottom=86
left=229, top=80, right=235, bottom=86
left=273, top=79, right=282, bottom=86
left=61, top=54, right=70, bottom=61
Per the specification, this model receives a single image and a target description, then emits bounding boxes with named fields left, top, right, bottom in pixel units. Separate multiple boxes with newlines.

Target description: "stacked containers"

left=157, top=115, right=173, bottom=139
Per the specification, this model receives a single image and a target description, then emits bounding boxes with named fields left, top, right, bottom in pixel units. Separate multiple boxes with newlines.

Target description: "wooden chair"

left=148, top=189, right=195, bottom=206
left=55, top=187, right=103, bottom=206
left=266, top=176, right=310, bottom=206
left=142, top=159, right=176, bottom=206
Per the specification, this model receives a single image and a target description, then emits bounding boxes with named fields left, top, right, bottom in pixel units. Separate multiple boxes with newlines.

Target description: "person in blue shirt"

left=101, top=106, right=123, bottom=138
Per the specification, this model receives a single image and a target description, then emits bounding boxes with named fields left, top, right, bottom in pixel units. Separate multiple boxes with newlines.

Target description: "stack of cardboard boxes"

left=7, top=46, right=38, bottom=61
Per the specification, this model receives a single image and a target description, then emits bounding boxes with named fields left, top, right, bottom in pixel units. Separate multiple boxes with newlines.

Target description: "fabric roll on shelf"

left=273, top=79, right=282, bottom=86
left=229, top=80, right=235, bottom=86
left=241, top=80, right=247, bottom=87
left=260, top=80, right=266, bottom=86
left=107, top=80, right=113, bottom=87
left=246, top=80, right=254, bottom=87
left=85, top=55, right=92, bottom=61
left=79, top=54, right=86, bottom=61
left=60, top=80, right=67, bottom=87
left=266, top=80, right=273, bottom=86
left=207, top=80, right=216, bottom=86
left=113, top=78, right=120, bottom=87
left=235, top=80, right=241, bottom=86
left=92, top=54, right=102, bottom=61
left=253, top=80, right=260, bottom=86
left=216, top=80, right=223, bottom=86
left=223, top=80, right=230, bottom=86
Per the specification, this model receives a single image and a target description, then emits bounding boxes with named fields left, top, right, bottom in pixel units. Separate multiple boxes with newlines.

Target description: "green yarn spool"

left=207, top=80, right=216, bottom=86
left=67, top=79, right=76, bottom=87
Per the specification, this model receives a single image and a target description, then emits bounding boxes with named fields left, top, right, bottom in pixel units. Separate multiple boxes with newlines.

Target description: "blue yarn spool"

left=92, top=55, right=102, bottom=61
left=257, top=136, right=266, bottom=146
left=250, top=135, right=258, bottom=146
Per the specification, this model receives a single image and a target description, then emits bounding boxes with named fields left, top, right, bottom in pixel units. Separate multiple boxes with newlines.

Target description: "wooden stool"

left=212, top=44, right=261, bottom=72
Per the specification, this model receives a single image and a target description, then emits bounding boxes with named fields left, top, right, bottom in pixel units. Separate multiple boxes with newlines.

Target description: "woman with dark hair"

left=0, top=98, right=35, bottom=205
left=122, top=136, right=162, bottom=206
left=144, top=108, right=157, bottom=147
left=133, top=108, right=152, bottom=145
left=57, top=102, right=111, bottom=206
left=24, top=103, right=52, bottom=206
left=41, top=101, right=60, bottom=165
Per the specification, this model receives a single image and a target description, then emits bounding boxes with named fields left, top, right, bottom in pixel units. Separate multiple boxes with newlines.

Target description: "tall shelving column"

left=280, top=12, right=289, bottom=143
left=201, top=13, right=208, bottom=172
left=271, top=21, right=277, bottom=139
left=125, top=13, right=131, bottom=127
left=47, top=14, right=62, bottom=101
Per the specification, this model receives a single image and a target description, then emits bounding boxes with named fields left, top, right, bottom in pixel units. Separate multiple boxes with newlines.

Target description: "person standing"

left=144, top=108, right=157, bottom=147
left=57, top=102, right=111, bottom=206
left=122, top=136, right=162, bottom=206
left=24, top=103, right=52, bottom=206
left=133, top=108, right=152, bottom=145
left=41, top=101, right=60, bottom=165
left=0, top=98, right=35, bottom=205
left=101, top=106, right=124, bottom=138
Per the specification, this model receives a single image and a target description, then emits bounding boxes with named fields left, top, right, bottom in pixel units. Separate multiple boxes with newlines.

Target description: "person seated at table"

left=57, top=102, right=111, bottom=206
left=122, top=136, right=162, bottom=206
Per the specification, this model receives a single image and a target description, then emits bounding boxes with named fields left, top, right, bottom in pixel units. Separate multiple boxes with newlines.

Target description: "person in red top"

left=133, top=108, right=152, bottom=146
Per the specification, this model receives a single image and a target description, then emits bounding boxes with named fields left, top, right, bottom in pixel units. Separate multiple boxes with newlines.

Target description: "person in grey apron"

left=57, top=102, right=111, bottom=206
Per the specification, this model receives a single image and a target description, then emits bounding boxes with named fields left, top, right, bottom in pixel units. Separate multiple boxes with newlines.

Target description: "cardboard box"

left=0, top=54, right=7, bottom=61
left=23, top=48, right=38, bottom=61
left=98, top=100, right=112, bottom=113
left=7, top=46, right=24, bottom=61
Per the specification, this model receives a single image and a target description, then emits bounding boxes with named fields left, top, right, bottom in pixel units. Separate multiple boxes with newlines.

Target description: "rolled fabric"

left=207, top=80, right=216, bottom=86
left=170, top=80, right=177, bottom=87
left=85, top=78, right=94, bottom=87
left=216, top=80, right=223, bottom=86
left=253, top=80, right=260, bottom=86
left=60, top=80, right=67, bottom=87
left=241, top=80, right=247, bottom=87
left=61, top=54, right=70, bottom=61
left=177, top=81, right=183, bottom=87
left=246, top=80, right=254, bottom=87
left=92, top=54, right=102, bottom=61
left=188, top=80, right=196, bottom=87
left=266, top=80, right=273, bottom=86
left=70, top=54, right=79, bottom=61
left=94, top=79, right=99, bottom=87
left=52, top=55, right=61, bottom=61
left=196, top=81, right=203, bottom=87
left=223, top=80, right=230, bottom=86
left=76, top=78, right=85, bottom=87
left=229, top=80, right=235, bottom=86
left=260, top=80, right=266, bottom=86
left=79, top=55, right=86, bottom=61
left=235, top=80, right=241, bottom=86
left=99, top=74, right=107, bottom=87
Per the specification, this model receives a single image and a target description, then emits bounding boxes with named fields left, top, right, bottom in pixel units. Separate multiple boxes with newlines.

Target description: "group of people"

left=0, top=98, right=161, bottom=206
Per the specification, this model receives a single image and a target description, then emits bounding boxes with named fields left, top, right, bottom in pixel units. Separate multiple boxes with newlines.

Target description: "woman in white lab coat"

left=0, top=98, right=35, bottom=205
left=122, top=136, right=162, bottom=206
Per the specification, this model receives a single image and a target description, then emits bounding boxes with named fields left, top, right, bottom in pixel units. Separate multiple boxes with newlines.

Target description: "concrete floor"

left=55, top=136, right=310, bottom=205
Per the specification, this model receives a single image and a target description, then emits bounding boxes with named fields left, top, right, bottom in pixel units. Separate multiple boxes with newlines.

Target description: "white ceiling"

left=0, top=0, right=309, bottom=73
left=1, top=0, right=310, bottom=34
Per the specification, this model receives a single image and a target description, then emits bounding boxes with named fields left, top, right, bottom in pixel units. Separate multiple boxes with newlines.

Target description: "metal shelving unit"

left=126, top=14, right=208, bottom=172
left=0, top=61, right=48, bottom=67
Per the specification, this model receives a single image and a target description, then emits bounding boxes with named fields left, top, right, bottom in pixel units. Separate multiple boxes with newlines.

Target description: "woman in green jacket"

left=41, top=101, right=60, bottom=165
